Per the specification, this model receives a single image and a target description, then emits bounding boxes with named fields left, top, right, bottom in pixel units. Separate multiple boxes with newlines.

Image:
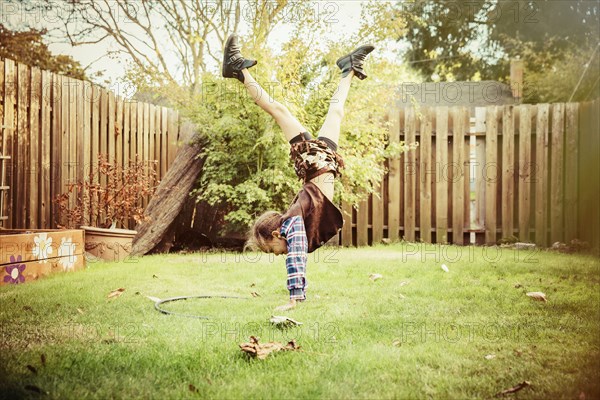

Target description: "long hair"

left=244, top=211, right=282, bottom=252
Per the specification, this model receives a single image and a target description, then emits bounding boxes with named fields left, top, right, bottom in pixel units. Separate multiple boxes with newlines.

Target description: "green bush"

left=183, top=38, right=416, bottom=235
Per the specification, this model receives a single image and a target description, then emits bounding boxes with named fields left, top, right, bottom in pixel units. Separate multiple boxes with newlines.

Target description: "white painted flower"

left=32, top=233, right=53, bottom=263
left=58, top=237, right=77, bottom=271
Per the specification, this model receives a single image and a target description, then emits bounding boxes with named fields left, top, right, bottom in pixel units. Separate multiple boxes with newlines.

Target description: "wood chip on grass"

left=239, top=336, right=300, bottom=360
left=526, top=292, right=547, bottom=302
left=107, top=288, right=126, bottom=299
left=495, top=381, right=530, bottom=397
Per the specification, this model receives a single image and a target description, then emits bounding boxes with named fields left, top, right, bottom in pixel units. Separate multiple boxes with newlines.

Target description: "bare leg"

left=316, top=70, right=354, bottom=145
left=310, top=71, right=355, bottom=201
left=241, top=69, right=307, bottom=142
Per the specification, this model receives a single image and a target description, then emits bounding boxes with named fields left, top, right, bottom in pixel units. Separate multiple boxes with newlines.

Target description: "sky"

left=2, top=1, right=368, bottom=96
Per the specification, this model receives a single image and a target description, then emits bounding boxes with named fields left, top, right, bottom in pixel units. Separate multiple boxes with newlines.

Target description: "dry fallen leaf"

left=107, top=288, right=126, bottom=299
left=251, top=292, right=260, bottom=297
left=485, top=354, right=496, bottom=360
left=526, top=292, right=547, bottom=302
left=392, top=340, right=402, bottom=347
left=495, top=381, right=530, bottom=397
left=369, top=273, right=383, bottom=281
left=239, top=336, right=300, bottom=360
left=399, top=281, right=409, bottom=287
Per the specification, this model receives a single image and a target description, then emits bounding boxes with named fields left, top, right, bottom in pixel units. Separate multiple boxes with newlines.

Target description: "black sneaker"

left=222, top=34, right=257, bottom=83
left=335, top=44, right=375, bottom=80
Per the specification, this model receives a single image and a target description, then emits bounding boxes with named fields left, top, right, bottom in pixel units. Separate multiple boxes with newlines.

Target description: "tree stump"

left=131, top=122, right=205, bottom=255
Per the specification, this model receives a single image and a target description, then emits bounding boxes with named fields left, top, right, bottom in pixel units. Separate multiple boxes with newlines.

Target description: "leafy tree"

left=397, top=0, right=600, bottom=101
left=185, top=21, right=417, bottom=234
left=50, top=0, right=418, bottom=235
left=0, top=23, right=87, bottom=80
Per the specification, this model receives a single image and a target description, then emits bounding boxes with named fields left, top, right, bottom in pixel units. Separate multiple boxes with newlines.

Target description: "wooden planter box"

left=82, top=226, right=137, bottom=262
left=0, top=229, right=85, bottom=286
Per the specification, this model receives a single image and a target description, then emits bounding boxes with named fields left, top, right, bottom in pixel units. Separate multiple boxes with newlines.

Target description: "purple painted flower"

left=4, top=255, right=26, bottom=284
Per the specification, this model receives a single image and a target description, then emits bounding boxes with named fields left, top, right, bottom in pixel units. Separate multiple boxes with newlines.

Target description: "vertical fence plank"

left=142, top=103, right=150, bottom=207
left=154, top=104, right=161, bottom=184
left=122, top=101, right=131, bottom=229
left=501, top=105, right=515, bottom=240
left=387, top=108, right=400, bottom=241
left=81, top=81, right=91, bottom=225
left=123, top=101, right=130, bottom=167
left=108, top=91, right=116, bottom=165
left=130, top=101, right=138, bottom=162
left=17, top=63, right=30, bottom=229
left=28, top=67, right=41, bottom=228
left=474, top=108, right=486, bottom=236
left=167, top=109, right=178, bottom=167
left=452, top=107, right=465, bottom=245
left=341, top=200, right=353, bottom=246
left=137, top=102, right=144, bottom=161
left=399, top=107, right=405, bottom=238
left=40, top=70, right=51, bottom=228
left=68, top=77, right=77, bottom=216
left=356, top=198, right=368, bottom=246
left=160, top=107, right=168, bottom=179
left=51, top=74, right=62, bottom=228
left=419, top=107, right=433, bottom=243
left=2, top=60, right=16, bottom=228
left=148, top=104, right=156, bottom=201
left=144, top=103, right=150, bottom=163
left=90, top=86, right=100, bottom=227
left=75, top=79, right=84, bottom=214
left=485, top=106, right=498, bottom=244
left=564, top=102, right=579, bottom=242
left=149, top=104, right=155, bottom=164
left=518, top=104, right=532, bottom=241
left=99, top=88, right=108, bottom=193
left=535, top=104, right=550, bottom=246
left=404, top=107, right=416, bottom=241
left=115, top=96, right=123, bottom=171
left=435, top=106, right=449, bottom=243
left=550, top=103, right=565, bottom=244
left=59, top=76, right=69, bottom=227
left=372, top=180, right=384, bottom=245
left=464, top=114, right=471, bottom=234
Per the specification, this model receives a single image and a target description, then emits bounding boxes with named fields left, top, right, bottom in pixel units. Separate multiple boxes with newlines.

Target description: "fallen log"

left=131, top=122, right=204, bottom=256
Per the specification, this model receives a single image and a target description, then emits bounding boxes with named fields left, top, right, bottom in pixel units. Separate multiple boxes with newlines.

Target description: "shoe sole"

left=335, top=44, right=375, bottom=68
left=222, top=35, right=236, bottom=78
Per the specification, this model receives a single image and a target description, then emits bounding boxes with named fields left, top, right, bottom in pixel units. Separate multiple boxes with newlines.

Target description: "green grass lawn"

left=1, top=244, right=599, bottom=399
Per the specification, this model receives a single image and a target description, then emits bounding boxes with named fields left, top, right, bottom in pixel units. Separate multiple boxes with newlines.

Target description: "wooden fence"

left=341, top=100, right=600, bottom=253
left=1, top=58, right=598, bottom=253
left=0, top=58, right=184, bottom=230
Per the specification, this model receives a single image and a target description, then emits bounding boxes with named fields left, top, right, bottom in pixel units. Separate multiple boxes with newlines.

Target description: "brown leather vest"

left=279, top=182, right=344, bottom=253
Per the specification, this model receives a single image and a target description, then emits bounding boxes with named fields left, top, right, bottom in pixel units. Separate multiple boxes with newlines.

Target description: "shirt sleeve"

left=280, top=215, right=308, bottom=301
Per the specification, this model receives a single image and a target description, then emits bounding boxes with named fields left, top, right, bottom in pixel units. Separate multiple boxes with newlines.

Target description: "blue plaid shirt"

left=280, top=215, right=308, bottom=301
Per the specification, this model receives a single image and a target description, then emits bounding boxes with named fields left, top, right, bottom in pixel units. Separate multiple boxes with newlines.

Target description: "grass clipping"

left=239, top=336, right=300, bottom=360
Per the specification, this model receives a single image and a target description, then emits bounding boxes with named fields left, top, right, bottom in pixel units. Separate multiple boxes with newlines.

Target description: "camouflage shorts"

left=289, top=139, right=345, bottom=183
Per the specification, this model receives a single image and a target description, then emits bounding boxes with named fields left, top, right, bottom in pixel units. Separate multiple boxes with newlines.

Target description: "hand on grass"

left=274, top=299, right=296, bottom=312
